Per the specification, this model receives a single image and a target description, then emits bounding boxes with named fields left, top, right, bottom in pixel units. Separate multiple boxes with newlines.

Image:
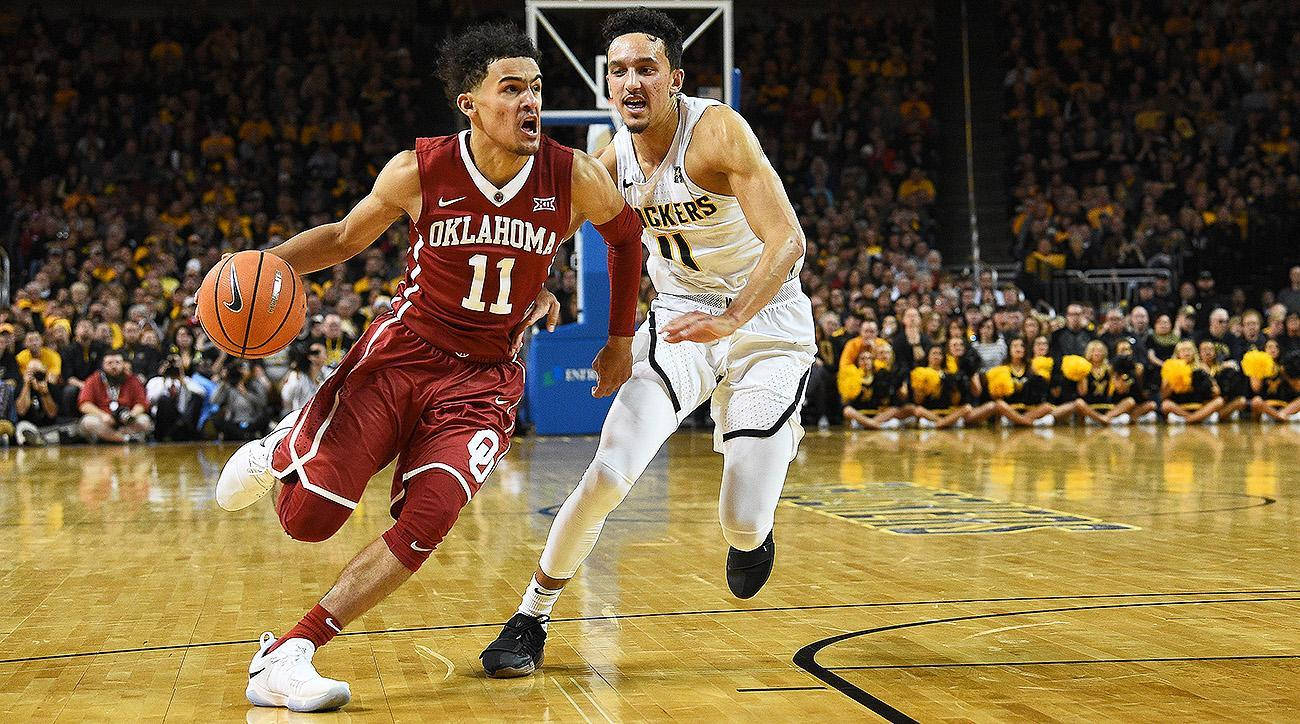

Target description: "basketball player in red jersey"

left=213, top=24, right=643, bottom=712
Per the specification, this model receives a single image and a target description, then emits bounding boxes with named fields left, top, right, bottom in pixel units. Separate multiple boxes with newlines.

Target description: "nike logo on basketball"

left=410, top=541, right=433, bottom=553
left=438, top=196, right=466, bottom=207
left=225, top=268, right=243, bottom=313
left=325, top=617, right=341, bottom=633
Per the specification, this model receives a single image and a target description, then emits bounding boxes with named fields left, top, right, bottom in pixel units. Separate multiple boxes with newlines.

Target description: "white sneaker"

left=1084, top=416, right=1100, bottom=427
left=15, top=420, right=43, bottom=446
left=1207, top=412, right=1220, bottom=425
left=1167, top=414, right=1186, bottom=425
left=999, top=416, right=1013, bottom=427
left=1288, top=412, right=1300, bottom=424
left=918, top=417, right=936, bottom=429
left=1033, top=414, right=1055, bottom=427
left=1109, top=413, right=1131, bottom=426
left=1136, top=411, right=1158, bottom=425
left=1260, top=413, right=1277, bottom=424
left=217, top=409, right=299, bottom=511
left=848, top=418, right=863, bottom=430
left=246, top=633, right=351, bottom=712
left=879, top=418, right=902, bottom=430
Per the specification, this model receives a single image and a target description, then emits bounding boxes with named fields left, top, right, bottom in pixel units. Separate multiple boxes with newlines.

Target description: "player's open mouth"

left=521, top=116, right=539, bottom=137
left=623, top=96, right=647, bottom=111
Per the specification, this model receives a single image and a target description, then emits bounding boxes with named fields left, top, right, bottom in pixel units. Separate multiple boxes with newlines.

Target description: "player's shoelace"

left=495, top=613, right=549, bottom=656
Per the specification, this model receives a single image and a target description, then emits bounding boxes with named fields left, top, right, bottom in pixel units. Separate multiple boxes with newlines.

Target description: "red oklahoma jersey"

left=390, top=131, right=574, bottom=362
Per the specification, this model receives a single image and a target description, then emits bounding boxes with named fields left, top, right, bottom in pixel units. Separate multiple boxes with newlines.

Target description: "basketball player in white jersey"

left=481, top=8, right=814, bottom=677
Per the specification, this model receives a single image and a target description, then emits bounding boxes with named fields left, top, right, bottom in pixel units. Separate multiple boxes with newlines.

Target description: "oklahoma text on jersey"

left=421, top=214, right=560, bottom=255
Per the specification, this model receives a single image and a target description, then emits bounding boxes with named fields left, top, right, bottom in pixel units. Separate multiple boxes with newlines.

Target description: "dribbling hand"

left=509, top=288, right=562, bottom=356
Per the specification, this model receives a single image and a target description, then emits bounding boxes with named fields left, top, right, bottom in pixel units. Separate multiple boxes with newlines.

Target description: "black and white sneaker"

left=726, top=530, right=775, bottom=599
left=480, top=613, right=549, bottom=678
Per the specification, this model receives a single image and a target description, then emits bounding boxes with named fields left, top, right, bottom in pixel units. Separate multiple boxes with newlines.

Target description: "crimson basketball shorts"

left=269, top=311, right=523, bottom=571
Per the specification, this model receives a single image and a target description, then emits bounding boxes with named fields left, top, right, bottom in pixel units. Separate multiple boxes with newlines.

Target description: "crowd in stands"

left=815, top=263, right=1300, bottom=431
left=1001, top=0, right=1299, bottom=303
left=0, top=12, right=433, bottom=444
left=2, top=5, right=1296, bottom=446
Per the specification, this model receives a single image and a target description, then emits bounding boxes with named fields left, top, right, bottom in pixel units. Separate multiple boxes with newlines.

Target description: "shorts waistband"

left=662, top=278, right=803, bottom=310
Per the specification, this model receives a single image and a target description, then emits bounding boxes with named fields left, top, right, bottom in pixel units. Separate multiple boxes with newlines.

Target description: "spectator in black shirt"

left=1198, top=308, right=1244, bottom=363
left=1050, top=304, right=1094, bottom=358
left=1098, top=308, right=1137, bottom=357
left=1148, top=276, right=1179, bottom=320
left=1278, top=266, right=1300, bottom=314
left=1192, top=272, right=1226, bottom=331
left=60, top=319, right=107, bottom=413
left=1240, top=310, right=1267, bottom=354
left=0, top=323, right=19, bottom=385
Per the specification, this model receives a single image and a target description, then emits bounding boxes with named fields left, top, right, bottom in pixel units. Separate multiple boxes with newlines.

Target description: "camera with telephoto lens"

left=32, top=369, right=47, bottom=383
left=160, top=355, right=183, bottom=378
left=114, top=407, right=135, bottom=427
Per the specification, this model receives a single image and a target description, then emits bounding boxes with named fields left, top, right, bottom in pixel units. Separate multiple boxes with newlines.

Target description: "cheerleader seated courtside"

left=979, top=337, right=1057, bottom=427
left=840, top=343, right=910, bottom=430
left=1076, top=340, right=1152, bottom=425
left=1199, top=340, right=1249, bottom=420
left=911, top=345, right=971, bottom=429
left=1250, top=346, right=1300, bottom=422
left=1161, top=340, right=1224, bottom=424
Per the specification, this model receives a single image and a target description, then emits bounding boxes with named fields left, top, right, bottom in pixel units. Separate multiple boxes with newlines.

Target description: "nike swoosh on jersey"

left=410, top=541, right=434, bottom=553
left=224, top=267, right=243, bottom=313
left=454, top=351, right=469, bottom=358
left=438, top=196, right=467, bottom=207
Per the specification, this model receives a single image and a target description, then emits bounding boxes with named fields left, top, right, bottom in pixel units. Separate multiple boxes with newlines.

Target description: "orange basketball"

left=197, top=250, right=306, bottom=359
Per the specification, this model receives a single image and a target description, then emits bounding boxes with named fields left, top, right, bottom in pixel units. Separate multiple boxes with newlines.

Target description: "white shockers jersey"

left=612, top=95, right=802, bottom=297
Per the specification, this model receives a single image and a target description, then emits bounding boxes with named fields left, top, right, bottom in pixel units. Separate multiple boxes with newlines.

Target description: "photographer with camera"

left=77, top=352, right=152, bottom=443
left=146, top=354, right=206, bottom=441
left=17, top=358, right=59, bottom=437
left=211, top=360, right=271, bottom=441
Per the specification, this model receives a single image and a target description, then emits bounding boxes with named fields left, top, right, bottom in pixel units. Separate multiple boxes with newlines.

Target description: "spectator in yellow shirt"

left=898, top=167, right=936, bottom=205
left=16, top=331, right=62, bottom=382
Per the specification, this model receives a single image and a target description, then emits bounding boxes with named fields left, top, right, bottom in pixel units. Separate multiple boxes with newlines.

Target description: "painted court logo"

left=781, top=481, right=1138, bottom=534
left=532, top=196, right=556, bottom=212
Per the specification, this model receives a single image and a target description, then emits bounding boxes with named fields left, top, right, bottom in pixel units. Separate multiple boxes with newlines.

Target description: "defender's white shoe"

left=1136, top=411, right=1158, bottom=424
left=879, top=418, right=902, bottom=430
left=1033, top=414, right=1055, bottom=427
left=1109, top=413, right=1131, bottom=426
left=217, top=410, right=299, bottom=511
left=246, top=633, right=351, bottom=712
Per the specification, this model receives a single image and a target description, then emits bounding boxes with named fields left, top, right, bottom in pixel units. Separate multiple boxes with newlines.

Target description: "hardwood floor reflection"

left=2, top=424, right=1298, bottom=721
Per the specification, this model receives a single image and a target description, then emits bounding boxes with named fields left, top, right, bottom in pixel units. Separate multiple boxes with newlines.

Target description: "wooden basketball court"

left=2, top=425, right=1298, bottom=721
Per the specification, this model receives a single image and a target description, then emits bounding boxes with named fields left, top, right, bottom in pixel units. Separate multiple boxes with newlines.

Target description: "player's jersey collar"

left=458, top=130, right=535, bottom=208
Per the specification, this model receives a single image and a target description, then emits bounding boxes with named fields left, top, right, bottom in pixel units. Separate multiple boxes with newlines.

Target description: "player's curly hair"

left=436, top=22, right=541, bottom=105
left=601, top=7, right=684, bottom=69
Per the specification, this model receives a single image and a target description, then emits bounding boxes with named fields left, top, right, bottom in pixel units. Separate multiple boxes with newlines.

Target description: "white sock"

left=518, top=579, right=563, bottom=622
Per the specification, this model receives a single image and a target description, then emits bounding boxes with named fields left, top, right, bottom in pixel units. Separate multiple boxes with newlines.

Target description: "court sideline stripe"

left=793, top=596, right=1300, bottom=723
left=3, top=588, right=1299, bottom=666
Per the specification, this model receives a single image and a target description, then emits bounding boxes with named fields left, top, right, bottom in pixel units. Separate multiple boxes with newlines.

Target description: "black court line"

left=736, top=685, right=828, bottom=692
left=3, top=588, right=1299, bottom=666
left=793, top=596, right=1300, bottom=723
left=830, top=653, right=1300, bottom=671
left=1108, top=494, right=1277, bottom=519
